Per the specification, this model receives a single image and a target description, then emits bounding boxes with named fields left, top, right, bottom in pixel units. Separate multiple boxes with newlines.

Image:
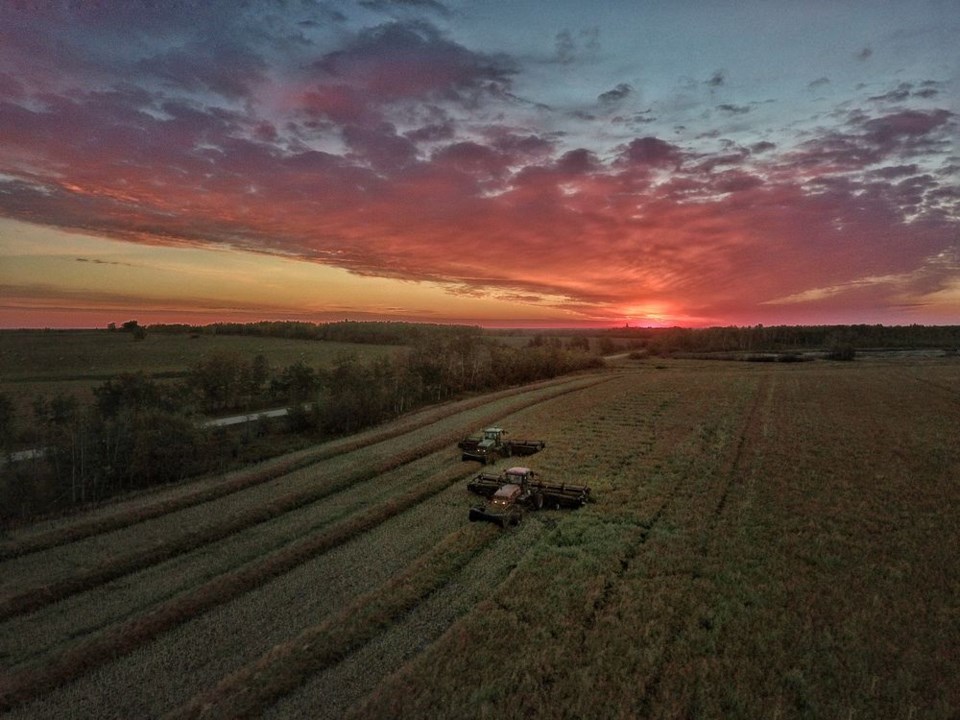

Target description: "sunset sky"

left=1, top=1, right=957, bottom=328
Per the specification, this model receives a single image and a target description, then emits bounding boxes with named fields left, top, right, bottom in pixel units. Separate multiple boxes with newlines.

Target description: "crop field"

left=0, top=330, right=403, bottom=419
left=0, top=357, right=957, bottom=718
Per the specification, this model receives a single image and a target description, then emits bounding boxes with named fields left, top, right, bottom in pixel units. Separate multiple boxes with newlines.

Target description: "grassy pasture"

left=1, top=358, right=957, bottom=718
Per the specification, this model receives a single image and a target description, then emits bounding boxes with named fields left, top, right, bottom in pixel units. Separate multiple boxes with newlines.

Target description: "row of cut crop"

left=165, top=522, right=500, bottom=720
left=2, top=371, right=624, bottom=717
left=0, top=452, right=465, bottom=670
left=0, top=373, right=607, bottom=560
left=264, top=515, right=545, bottom=719
left=0, top=461, right=478, bottom=712
left=0, top=375, right=613, bottom=619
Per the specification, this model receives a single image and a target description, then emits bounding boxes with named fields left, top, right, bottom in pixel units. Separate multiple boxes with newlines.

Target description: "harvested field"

left=2, top=359, right=958, bottom=719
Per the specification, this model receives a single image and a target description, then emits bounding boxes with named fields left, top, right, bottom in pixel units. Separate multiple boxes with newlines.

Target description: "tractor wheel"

left=532, top=492, right=544, bottom=511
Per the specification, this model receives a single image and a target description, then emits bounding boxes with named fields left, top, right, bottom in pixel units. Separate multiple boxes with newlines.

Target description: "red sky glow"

left=1, top=1, right=957, bottom=328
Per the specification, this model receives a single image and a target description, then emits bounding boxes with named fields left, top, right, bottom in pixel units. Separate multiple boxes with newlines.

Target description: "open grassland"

left=0, top=330, right=403, bottom=422
left=1, top=358, right=958, bottom=719
left=0, top=330, right=403, bottom=382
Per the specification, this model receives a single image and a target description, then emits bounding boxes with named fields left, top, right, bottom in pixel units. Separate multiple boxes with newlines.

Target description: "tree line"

left=145, top=320, right=484, bottom=345
left=1, top=335, right=600, bottom=522
left=602, top=324, right=960, bottom=356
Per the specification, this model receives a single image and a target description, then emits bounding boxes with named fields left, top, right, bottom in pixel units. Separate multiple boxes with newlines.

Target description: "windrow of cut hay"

left=1, top=373, right=607, bottom=560
left=264, top=514, right=545, bottom=720
left=0, top=452, right=461, bottom=671
left=0, top=462, right=477, bottom=713
left=0, top=375, right=613, bottom=620
left=164, top=523, right=500, bottom=720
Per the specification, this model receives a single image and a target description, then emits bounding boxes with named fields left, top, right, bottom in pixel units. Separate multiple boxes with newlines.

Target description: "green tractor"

left=457, top=427, right=546, bottom=464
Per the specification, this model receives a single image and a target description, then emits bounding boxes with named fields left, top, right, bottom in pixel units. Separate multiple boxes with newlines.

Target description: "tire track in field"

left=0, top=375, right=606, bottom=561
left=635, top=372, right=772, bottom=716
left=0, top=376, right=614, bottom=622
left=572, top=385, right=681, bottom=639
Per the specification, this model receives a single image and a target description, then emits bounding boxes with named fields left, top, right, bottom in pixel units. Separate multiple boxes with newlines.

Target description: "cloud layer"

left=1, top=1, right=957, bottom=325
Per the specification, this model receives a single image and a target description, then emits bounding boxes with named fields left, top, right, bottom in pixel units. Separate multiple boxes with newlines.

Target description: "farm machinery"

left=457, top=427, right=546, bottom=464
left=467, top=466, right=590, bottom=527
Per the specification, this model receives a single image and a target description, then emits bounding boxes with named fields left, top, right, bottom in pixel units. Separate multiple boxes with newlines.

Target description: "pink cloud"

left=0, top=6, right=957, bottom=326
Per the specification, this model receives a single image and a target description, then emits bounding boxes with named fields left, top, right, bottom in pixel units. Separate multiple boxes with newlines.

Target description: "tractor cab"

left=503, top=466, right=536, bottom=486
left=479, top=427, right=504, bottom=447
left=490, top=483, right=521, bottom=507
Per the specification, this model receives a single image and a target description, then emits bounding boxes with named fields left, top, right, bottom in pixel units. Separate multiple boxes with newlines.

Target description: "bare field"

left=1, top=359, right=958, bottom=719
